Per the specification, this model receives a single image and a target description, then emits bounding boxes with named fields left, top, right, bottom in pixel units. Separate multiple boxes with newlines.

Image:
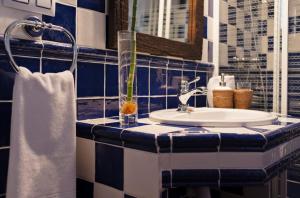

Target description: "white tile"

left=170, top=153, right=218, bottom=169
left=94, top=182, right=123, bottom=198
left=204, top=0, right=208, bottom=16
left=219, top=43, right=228, bottom=66
left=202, top=39, right=208, bottom=62
left=0, top=5, right=42, bottom=38
left=77, top=137, right=95, bottom=182
left=137, top=118, right=160, bottom=125
left=79, top=118, right=119, bottom=125
left=124, top=148, right=160, bottom=198
left=279, top=117, right=300, bottom=123
left=289, top=34, right=300, bottom=52
left=267, top=19, right=274, bottom=36
left=289, top=0, right=300, bottom=17
left=57, top=0, right=76, bottom=6
left=219, top=0, right=228, bottom=24
left=204, top=127, right=258, bottom=134
left=260, top=36, right=268, bottom=54
left=126, top=124, right=183, bottom=135
left=227, top=25, right=237, bottom=47
left=267, top=53, right=274, bottom=70
left=207, top=16, right=214, bottom=42
left=77, top=8, right=106, bottom=49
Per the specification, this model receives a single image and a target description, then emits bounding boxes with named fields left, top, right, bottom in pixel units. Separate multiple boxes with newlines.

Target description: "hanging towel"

left=207, top=75, right=235, bottom=107
left=7, top=67, right=76, bottom=198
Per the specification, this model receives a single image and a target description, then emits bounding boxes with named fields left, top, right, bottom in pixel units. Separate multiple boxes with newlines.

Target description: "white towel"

left=7, top=67, right=76, bottom=198
left=207, top=75, right=235, bottom=107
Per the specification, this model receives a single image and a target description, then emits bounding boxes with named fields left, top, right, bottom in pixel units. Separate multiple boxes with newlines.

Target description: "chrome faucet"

left=177, top=77, right=207, bottom=112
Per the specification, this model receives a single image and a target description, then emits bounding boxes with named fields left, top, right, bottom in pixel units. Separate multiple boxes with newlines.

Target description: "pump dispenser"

left=213, top=73, right=234, bottom=108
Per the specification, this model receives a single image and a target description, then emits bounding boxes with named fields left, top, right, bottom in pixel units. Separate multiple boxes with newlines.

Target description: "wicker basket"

left=213, top=90, right=234, bottom=108
left=234, top=89, right=253, bottom=109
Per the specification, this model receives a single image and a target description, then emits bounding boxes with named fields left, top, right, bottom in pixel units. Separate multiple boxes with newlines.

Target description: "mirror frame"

left=108, top=0, right=204, bottom=60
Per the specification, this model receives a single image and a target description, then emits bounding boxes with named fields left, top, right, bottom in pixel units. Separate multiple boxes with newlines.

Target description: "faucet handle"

left=180, top=76, right=201, bottom=93
left=187, top=76, right=200, bottom=85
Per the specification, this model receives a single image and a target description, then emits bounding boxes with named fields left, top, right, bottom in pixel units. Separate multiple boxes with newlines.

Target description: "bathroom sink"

left=149, top=108, right=278, bottom=127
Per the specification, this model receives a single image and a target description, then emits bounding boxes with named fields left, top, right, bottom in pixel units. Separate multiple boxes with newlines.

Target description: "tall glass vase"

left=118, top=30, right=138, bottom=125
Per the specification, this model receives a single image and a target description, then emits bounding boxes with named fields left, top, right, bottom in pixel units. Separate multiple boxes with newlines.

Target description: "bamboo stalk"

left=126, top=0, right=137, bottom=102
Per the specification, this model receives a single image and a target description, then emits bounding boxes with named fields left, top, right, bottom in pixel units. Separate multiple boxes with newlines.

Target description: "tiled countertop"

left=76, top=114, right=300, bottom=188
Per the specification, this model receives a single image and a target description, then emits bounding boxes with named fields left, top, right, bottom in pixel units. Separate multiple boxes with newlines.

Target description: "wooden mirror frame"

left=108, top=0, right=204, bottom=60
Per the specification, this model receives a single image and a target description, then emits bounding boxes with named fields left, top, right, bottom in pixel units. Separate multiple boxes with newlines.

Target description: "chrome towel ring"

left=4, top=16, right=78, bottom=73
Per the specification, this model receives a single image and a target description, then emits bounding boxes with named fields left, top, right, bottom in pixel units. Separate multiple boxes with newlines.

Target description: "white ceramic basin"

left=149, top=108, right=278, bottom=127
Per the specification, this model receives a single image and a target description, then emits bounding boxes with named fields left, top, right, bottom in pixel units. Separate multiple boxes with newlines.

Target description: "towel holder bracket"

left=23, top=16, right=44, bottom=37
left=4, top=16, right=78, bottom=73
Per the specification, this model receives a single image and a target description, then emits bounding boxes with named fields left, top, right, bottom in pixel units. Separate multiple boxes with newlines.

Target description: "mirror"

left=129, top=0, right=191, bottom=43
left=108, top=0, right=204, bottom=60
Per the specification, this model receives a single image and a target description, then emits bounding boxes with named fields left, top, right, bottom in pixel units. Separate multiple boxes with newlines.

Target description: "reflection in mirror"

left=129, top=0, right=190, bottom=43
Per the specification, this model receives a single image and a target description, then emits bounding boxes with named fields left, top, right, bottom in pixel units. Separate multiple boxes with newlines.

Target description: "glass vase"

left=118, top=30, right=138, bottom=125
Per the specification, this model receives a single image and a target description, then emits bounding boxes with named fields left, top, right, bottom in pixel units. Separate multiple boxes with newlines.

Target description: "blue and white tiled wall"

left=287, top=1, right=300, bottom=197
left=0, top=0, right=213, bottom=197
left=288, top=0, right=300, bottom=118
left=218, top=0, right=275, bottom=111
left=203, top=0, right=214, bottom=63
left=217, top=0, right=300, bottom=197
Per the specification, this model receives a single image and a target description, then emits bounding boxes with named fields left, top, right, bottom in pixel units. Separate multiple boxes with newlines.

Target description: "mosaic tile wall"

left=287, top=1, right=300, bottom=196
left=288, top=0, right=300, bottom=117
left=219, top=0, right=275, bottom=112
left=218, top=1, right=300, bottom=197
left=0, top=0, right=214, bottom=197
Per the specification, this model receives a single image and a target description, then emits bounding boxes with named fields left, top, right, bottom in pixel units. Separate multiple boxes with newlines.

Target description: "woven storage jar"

left=213, top=90, right=234, bottom=108
left=234, top=89, right=253, bottom=109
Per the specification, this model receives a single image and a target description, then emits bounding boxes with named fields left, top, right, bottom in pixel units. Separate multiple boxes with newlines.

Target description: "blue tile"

left=203, top=16, right=208, bottom=39
left=0, top=56, right=40, bottom=100
left=0, top=103, right=11, bottom=147
left=137, top=66, right=149, bottom=96
left=0, top=149, right=9, bottom=195
left=78, top=0, right=105, bottom=13
left=42, top=3, right=76, bottom=43
left=162, top=170, right=171, bottom=188
left=95, top=143, right=124, bottom=190
left=93, top=124, right=123, bottom=146
left=42, top=59, right=72, bottom=73
left=77, top=62, right=104, bottom=97
left=77, top=99, right=104, bottom=120
left=150, top=68, right=166, bottom=95
left=288, top=181, right=300, bottom=198
left=77, top=178, right=93, bottom=198
left=137, top=97, right=149, bottom=114
left=220, top=133, right=266, bottom=152
left=122, top=130, right=157, bottom=152
left=76, top=122, right=94, bottom=140
left=0, top=57, right=15, bottom=100
left=183, top=71, right=196, bottom=88
left=167, top=96, right=179, bottom=109
left=228, top=6, right=236, bottom=26
left=220, top=169, right=266, bottom=186
left=196, top=72, right=207, bottom=87
left=167, top=70, right=181, bottom=95
left=15, top=57, right=40, bottom=72
left=150, top=97, right=166, bottom=112
left=105, top=98, right=119, bottom=117
left=195, top=95, right=207, bottom=107
left=105, top=64, right=118, bottom=97
left=172, top=133, right=220, bottom=152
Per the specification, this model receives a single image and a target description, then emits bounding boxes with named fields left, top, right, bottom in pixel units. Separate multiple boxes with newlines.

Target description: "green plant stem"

left=126, top=0, right=137, bottom=102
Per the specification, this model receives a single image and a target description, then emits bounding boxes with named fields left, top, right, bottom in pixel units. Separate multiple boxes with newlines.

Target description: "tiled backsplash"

left=0, top=1, right=214, bottom=196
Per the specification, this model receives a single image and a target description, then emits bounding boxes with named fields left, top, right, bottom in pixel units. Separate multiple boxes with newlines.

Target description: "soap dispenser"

left=212, top=73, right=234, bottom=108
